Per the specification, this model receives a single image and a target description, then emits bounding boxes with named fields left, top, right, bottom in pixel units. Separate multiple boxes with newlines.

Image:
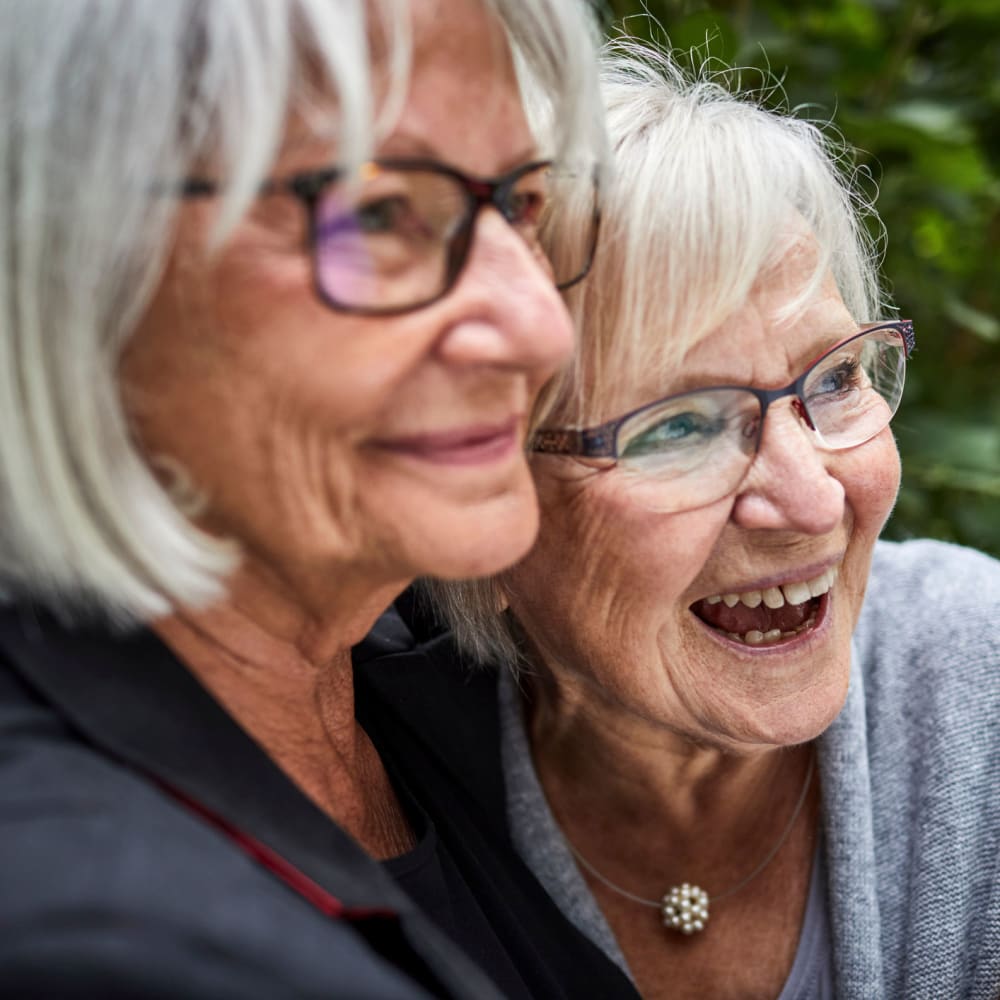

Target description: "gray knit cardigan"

left=826, top=538, right=1000, bottom=998
left=506, top=539, right=1000, bottom=999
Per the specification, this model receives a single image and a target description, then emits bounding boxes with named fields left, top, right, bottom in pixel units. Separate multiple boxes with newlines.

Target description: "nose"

left=730, top=399, right=844, bottom=533
left=434, top=208, right=575, bottom=374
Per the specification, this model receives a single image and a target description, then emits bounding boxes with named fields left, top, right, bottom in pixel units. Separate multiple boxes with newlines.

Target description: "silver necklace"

left=564, top=753, right=815, bottom=936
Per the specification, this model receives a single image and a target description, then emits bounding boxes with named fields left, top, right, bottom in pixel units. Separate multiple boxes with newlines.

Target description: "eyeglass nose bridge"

left=442, top=175, right=522, bottom=286
left=464, top=171, right=527, bottom=219
left=748, top=379, right=818, bottom=455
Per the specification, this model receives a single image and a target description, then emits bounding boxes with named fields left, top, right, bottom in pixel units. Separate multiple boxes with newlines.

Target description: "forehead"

left=378, top=0, right=533, bottom=169
left=598, top=247, right=856, bottom=417
left=681, top=262, right=854, bottom=384
left=270, top=0, right=530, bottom=180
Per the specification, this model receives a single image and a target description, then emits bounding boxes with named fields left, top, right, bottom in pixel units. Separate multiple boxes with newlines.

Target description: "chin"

left=408, top=486, right=541, bottom=581
left=741, top=674, right=850, bottom=749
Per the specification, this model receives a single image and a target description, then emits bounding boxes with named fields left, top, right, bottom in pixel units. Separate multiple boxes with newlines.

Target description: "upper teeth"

left=704, top=566, right=838, bottom=610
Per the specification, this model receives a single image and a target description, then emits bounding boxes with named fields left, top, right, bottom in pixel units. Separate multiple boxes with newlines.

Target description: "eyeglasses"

left=181, top=158, right=600, bottom=316
left=531, top=321, right=915, bottom=513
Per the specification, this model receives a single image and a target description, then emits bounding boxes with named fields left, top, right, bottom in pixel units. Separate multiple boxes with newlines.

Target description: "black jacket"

left=354, top=607, right=639, bottom=1000
left=0, top=601, right=637, bottom=999
left=0, top=603, right=496, bottom=999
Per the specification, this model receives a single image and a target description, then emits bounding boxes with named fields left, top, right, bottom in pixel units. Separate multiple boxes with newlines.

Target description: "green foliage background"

left=597, top=0, right=1000, bottom=557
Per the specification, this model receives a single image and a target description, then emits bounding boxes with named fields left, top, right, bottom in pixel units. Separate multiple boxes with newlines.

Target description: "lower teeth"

left=727, top=614, right=816, bottom=646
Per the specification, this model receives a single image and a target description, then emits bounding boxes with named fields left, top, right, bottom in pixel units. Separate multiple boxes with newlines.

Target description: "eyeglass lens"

left=312, top=163, right=598, bottom=314
left=614, top=326, right=907, bottom=513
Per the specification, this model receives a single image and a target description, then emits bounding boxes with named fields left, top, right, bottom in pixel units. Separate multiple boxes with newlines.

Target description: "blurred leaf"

left=943, top=299, right=1000, bottom=342
left=914, top=143, right=991, bottom=193
left=667, top=11, right=740, bottom=62
left=802, top=4, right=883, bottom=45
left=886, top=101, right=972, bottom=143
left=896, top=413, right=1000, bottom=476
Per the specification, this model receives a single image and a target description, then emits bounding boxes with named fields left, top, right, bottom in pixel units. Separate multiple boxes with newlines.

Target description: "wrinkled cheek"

left=252, top=412, right=363, bottom=556
left=839, top=433, right=901, bottom=628
left=869, top=433, right=902, bottom=533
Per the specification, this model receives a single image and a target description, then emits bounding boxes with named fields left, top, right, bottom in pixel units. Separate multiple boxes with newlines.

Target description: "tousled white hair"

left=546, top=39, right=887, bottom=429
left=0, top=0, right=604, bottom=624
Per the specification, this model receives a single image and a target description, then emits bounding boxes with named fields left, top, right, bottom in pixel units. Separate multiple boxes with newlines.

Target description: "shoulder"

left=0, top=640, right=431, bottom=1000
left=863, top=537, right=1000, bottom=615
left=355, top=620, right=503, bottom=801
left=851, top=538, right=1000, bottom=764
left=355, top=608, right=515, bottom=875
left=841, top=541, right=1000, bottom=993
left=0, top=912, right=425, bottom=1000
left=855, top=538, right=1000, bottom=675
left=355, top=602, right=498, bottom=727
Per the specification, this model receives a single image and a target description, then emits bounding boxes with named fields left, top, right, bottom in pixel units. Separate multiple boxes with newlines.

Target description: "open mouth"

left=690, top=566, right=838, bottom=647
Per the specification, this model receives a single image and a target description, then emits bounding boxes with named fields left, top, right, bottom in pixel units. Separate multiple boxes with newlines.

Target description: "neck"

left=525, top=671, right=815, bottom=888
left=151, top=562, right=413, bottom=857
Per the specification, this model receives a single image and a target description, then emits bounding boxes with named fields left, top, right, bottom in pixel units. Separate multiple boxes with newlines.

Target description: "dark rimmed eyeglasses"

left=532, top=321, right=915, bottom=514
left=181, top=158, right=600, bottom=316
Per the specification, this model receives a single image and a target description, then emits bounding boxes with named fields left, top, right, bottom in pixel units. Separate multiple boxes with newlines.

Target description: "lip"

left=696, top=556, right=844, bottom=602
left=692, top=589, right=833, bottom=656
left=372, top=416, right=522, bottom=467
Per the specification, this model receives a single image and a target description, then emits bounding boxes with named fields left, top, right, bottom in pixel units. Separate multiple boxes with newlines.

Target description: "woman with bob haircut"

left=364, top=43, right=1000, bottom=999
left=0, top=2, right=640, bottom=998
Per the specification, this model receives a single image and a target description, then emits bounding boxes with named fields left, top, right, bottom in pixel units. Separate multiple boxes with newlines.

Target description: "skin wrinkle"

left=264, top=388, right=368, bottom=578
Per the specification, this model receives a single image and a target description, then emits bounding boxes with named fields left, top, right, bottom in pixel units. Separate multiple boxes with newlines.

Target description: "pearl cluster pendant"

left=661, top=883, right=710, bottom=934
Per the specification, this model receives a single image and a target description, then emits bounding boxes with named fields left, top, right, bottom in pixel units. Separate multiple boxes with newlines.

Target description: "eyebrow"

left=377, top=132, right=541, bottom=176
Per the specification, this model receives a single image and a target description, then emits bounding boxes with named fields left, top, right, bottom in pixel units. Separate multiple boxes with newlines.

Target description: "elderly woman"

left=0, top=2, right=638, bottom=998
left=362, top=46, right=1000, bottom=1000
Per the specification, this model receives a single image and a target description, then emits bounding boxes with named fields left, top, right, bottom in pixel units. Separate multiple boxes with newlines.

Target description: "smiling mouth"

left=375, top=417, right=521, bottom=467
left=691, top=566, right=839, bottom=647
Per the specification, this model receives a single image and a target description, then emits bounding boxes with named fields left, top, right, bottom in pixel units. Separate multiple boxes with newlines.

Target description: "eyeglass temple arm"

left=531, top=427, right=618, bottom=457
left=178, top=166, right=345, bottom=201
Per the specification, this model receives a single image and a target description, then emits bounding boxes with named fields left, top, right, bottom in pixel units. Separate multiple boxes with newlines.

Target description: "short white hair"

left=0, top=0, right=604, bottom=624
left=430, top=40, right=891, bottom=669
left=546, top=39, right=888, bottom=430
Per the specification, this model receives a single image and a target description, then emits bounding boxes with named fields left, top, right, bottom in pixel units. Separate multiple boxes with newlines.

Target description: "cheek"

left=837, top=432, right=900, bottom=626
left=507, top=483, right=729, bottom=664
left=845, top=430, right=901, bottom=537
left=128, top=242, right=437, bottom=475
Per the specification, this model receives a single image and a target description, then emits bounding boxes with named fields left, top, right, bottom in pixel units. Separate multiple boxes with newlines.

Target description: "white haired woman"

left=0, top=2, right=640, bottom=998
left=362, top=46, right=1000, bottom=999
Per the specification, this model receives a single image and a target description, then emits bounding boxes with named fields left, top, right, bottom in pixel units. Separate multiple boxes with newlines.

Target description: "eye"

left=808, top=358, right=864, bottom=401
left=355, top=197, right=403, bottom=233
left=621, top=411, right=726, bottom=458
left=317, top=195, right=431, bottom=242
left=354, top=196, right=429, bottom=237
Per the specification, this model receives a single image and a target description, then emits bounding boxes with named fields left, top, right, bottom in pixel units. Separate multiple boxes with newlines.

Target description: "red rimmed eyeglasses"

left=532, top=321, right=915, bottom=513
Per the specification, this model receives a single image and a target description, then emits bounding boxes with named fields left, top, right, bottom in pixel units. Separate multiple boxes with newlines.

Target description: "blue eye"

left=622, top=411, right=725, bottom=458
left=809, top=358, right=862, bottom=399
